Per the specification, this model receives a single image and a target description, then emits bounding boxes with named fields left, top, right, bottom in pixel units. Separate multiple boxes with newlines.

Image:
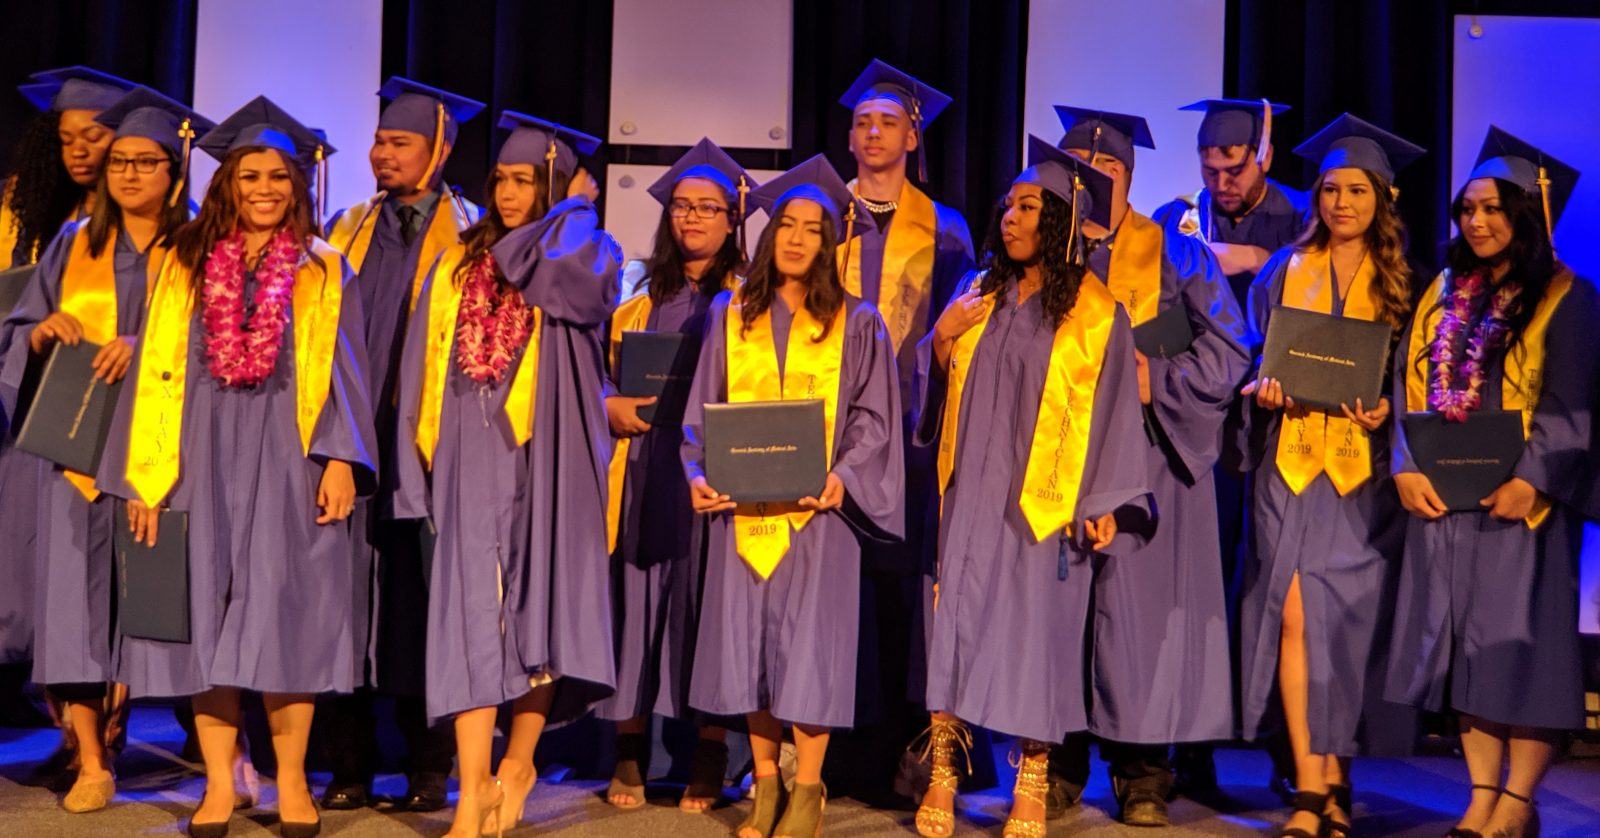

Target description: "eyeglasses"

left=106, top=155, right=169, bottom=174
left=669, top=200, right=729, bottom=220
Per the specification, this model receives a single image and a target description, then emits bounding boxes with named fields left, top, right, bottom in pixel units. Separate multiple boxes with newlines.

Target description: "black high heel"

left=185, top=812, right=231, bottom=838
left=1323, top=782, right=1353, bottom=836
left=1445, top=783, right=1500, bottom=837
left=1275, top=790, right=1329, bottom=838
left=1488, top=788, right=1539, bottom=838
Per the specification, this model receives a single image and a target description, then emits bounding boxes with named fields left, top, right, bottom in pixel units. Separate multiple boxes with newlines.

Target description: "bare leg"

left=495, top=683, right=554, bottom=830
left=260, top=693, right=317, bottom=825
left=1004, top=740, right=1050, bottom=830
left=445, top=706, right=499, bottom=838
left=741, top=710, right=784, bottom=838
left=919, top=711, right=960, bottom=816
left=1482, top=725, right=1558, bottom=835
left=66, top=701, right=111, bottom=782
left=1279, top=572, right=1326, bottom=835
left=191, top=687, right=243, bottom=825
left=1322, top=755, right=1351, bottom=828
left=1455, top=715, right=1507, bottom=833
left=680, top=723, right=731, bottom=813
left=608, top=714, right=648, bottom=807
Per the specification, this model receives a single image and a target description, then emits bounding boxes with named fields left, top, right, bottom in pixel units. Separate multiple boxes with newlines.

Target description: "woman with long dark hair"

left=599, top=138, right=750, bottom=813
left=911, top=137, right=1151, bottom=838
left=681, top=155, right=902, bottom=838
left=390, top=111, right=621, bottom=838
left=95, top=96, right=377, bottom=837
left=1235, top=114, right=1423, bottom=838
left=1386, top=128, right=1596, bottom=838
left=0, top=86, right=208, bottom=815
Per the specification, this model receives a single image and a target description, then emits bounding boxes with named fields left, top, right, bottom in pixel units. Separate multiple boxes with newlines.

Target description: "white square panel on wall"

left=610, top=0, right=793, bottom=149
left=606, top=163, right=786, bottom=265
left=1024, top=0, right=1226, bottom=215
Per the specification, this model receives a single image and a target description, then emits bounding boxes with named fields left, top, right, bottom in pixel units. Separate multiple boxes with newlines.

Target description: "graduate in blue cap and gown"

left=94, top=94, right=377, bottom=837
left=0, top=65, right=137, bottom=727
left=599, top=137, right=754, bottom=812
left=1385, top=127, right=1594, bottom=838
left=317, top=76, right=485, bottom=815
left=0, top=85, right=209, bottom=815
left=681, top=153, right=903, bottom=838
left=1151, top=96, right=1310, bottom=803
left=913, top=137, right=1152, bottom=838
left=389, top=110, right=622, bottom=838
left=1045, top=105, right=1249, bottom=827
left=1235, top=113, right=1424, bottom=838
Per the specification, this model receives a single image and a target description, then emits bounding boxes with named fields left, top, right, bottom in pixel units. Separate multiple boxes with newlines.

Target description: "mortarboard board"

left=749, top=154, right=866, bottom=242
left=95, top=87, right=216, bottom=209
left=21, top=66, right=138, bottom=112
left=1293, top=112, right=1425, bottom=183
left=1468, top=125, right=1580, bottom=236
left=1014, top=135, right=1115, bottom=230
left=1179, top=97, right=1291, bottom=165
left=1054, top=105, right=1155, bottom=169
left=496, top=110, right=602, bottom=199
left=197, top=95, right=337, bottom=223
left=648, top=138, right=760, bottom=252
left=838, top=59, right=953, bottom=182
left=378, top=78, right=485, bottom=192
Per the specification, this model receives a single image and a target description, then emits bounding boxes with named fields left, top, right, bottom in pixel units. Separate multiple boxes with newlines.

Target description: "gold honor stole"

left=125, top=239, right=345, bottom=507
left=1089, top=210, right=1164, bottom=327
left=1273, top=250, right=1379, bottom=496
left=724, top=296, right=846, bottom=578
left=604, top=290, right=655, bottom=553
left=57, top=226, right=165, bottom=500
left=1404, top=269, right=1573, bottom=528
left=413, top=244, right=543, bottom=468
left=326, top=192, right=473, bottom=315
left=838, top=180, right=937, bottom=353
left=937, top=278, right=1118, bottom=543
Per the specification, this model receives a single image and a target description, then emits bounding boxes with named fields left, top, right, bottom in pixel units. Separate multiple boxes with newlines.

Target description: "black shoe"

left=1044, top=771, right=1085, bottom=820
left=185, top=814, right=231, bottom=837
left=280, top=817, right=321, bottom=838
left=1120, top=789, right=1170, bottom=827
left=1173, top=747, right=1219, bottom=798
left=318, top=782, right=368, bottom=810
left=400, top=774, right=448, bottom=812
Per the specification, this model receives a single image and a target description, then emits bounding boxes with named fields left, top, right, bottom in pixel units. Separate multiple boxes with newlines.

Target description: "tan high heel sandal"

left=913, top=718, right=972, bottom=837
left=1003, top=745, right=1051, bottom=838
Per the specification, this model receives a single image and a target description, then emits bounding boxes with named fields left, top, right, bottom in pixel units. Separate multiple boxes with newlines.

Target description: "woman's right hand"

left=127, top=499, right=160, bottom=547
left=29, top=311, right=85, bottom=353
left=1240, top=375, right=1293, bottom=411
left=689, top=476, right=735, bottom=514
left=932, top=289, right=986, bottom=368
left=606, top=395, right=657, bottom=438
left=1394, top=471, right=1448, bottom=520
left=567, top=167, right=600, bottom=203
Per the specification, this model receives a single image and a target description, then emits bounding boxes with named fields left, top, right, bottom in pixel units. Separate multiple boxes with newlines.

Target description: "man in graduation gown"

left=826, top=59, right=977, bottom=804
left=1048, top=107, right=1250, bottom=827
left=317, top=77, right=484, bottom=813
left=1150, top=98, right=1308, bottom=800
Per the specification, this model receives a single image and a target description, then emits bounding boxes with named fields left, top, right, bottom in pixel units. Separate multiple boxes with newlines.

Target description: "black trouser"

left=1052, top=732, right=1173, bottom=796
left=322, top=691, right=453, bottom=785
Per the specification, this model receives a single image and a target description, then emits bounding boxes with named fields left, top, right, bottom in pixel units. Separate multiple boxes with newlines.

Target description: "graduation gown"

left=1082, top=221, right=1249, bottom=745
left=390, top=197, right=622, bottom=723
left=681, top=294, right=904, bottom=730
left=95, top=242, right=378, bottom=698
left=325, top=190, right=479, bottom=694
left=1152, top=180, right=1307, bottom=306
left=596, top=274, right=716, bottom=722
left=0, top=224, right=150, bottom=685
left=1384, top=271, right=1599, bottom=731
left=0, top=179, right=45, bottom=663
left=1233, top=249, right=1407, bottom=756
left=915, top=281, right=1153, bottom=744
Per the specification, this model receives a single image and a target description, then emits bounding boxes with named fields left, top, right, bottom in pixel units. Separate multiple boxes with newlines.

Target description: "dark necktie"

left=397, top=205, right=422, bottom=247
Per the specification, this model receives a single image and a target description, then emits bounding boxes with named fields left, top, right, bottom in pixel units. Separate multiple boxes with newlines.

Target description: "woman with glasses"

left=599, top=138, right=751, bottom=814
left=0, top=86, right=208, bottom=816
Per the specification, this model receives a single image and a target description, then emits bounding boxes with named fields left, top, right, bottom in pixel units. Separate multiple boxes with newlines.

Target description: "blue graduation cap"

left=647, top=137, right=757, bottom=207
left=377, top=77, right=485, bottom=144
left=838, top=59, right=953, bottom=181
left=1015, top=135, right=1114, bottom=230
left=21, top=66, right=137, bottom=112
left=197, top=96, right=337, bottom=223
left=1293, top=113, right=1425, bottom=183
left=1179, top=97, right=1290, bottom=164
left=749, top=154, right=866, bottom=242
left=95, top=87, right=216, bottom=209
left=1469, top=125, right=1580, bottom=236
left=496, top=110, right=602, bottom=198
left=1054, top=106, right=1155, bottom=168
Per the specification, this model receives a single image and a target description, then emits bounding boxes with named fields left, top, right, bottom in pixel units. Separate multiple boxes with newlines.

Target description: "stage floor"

left=2, top=706, right=1596, bottom=836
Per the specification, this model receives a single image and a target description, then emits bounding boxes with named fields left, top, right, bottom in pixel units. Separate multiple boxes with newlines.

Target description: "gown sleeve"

left=1511, top=275, right=1600, bottom=508
left=1074, top=306, right=1155, bottom=555
left=832, top=303, right=905, bottom=542
left=680, top=292, right=731, bottom=486
left=0, top=222, right=74, bottom=422
left=491, top=196, right=623, bottom=328
left=306, top=252, right=380, bottom=496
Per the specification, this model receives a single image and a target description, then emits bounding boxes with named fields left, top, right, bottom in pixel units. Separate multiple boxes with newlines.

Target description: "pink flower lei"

left=1429, top=269, right=1519, bottom=422
left=454, top=252, right=534, bottom=385
left=201, top=228, right=301, bottom=388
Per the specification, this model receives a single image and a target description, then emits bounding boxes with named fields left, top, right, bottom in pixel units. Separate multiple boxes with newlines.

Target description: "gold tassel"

left=1536, top=164, right=1554, bottom=245
left=416, top=101, right=447, bottom=193
left=913, top=97, right=927, bottom=182
left=736, top=172, right=750, bottom=259
left=841, top=185, right=858, bottom=273
left=1257, top=99, right=1273, bottom=167
left=545, top=139, right=559, bottom=204
left=1067, top=174, right=1081, bottom=266
left=167, top=117, right=195, bottom=209
left=314, top=144, right=328, bottom=229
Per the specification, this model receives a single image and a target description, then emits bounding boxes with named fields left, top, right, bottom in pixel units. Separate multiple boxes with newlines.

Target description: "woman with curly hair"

left=390, top=111, right=621, bottom=838
left=1387, top=128, right=1597, bottom=838
left=95, top=96, right=377, bottom=837
left=911, top=138, right=1152, bottom=838
left=1235, top=114, right=1424, bottom=838
left=681, top=155, right=903, bottom=838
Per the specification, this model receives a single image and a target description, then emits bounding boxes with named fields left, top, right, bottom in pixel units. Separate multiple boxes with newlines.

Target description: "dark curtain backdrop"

left=0, top=0, right=195, bottom=168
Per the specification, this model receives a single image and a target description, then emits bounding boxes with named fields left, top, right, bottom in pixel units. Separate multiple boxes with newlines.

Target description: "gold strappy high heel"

left=1003, top=744, right=1050, bottom=838
left=913, top=718, right=972, bottom=837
